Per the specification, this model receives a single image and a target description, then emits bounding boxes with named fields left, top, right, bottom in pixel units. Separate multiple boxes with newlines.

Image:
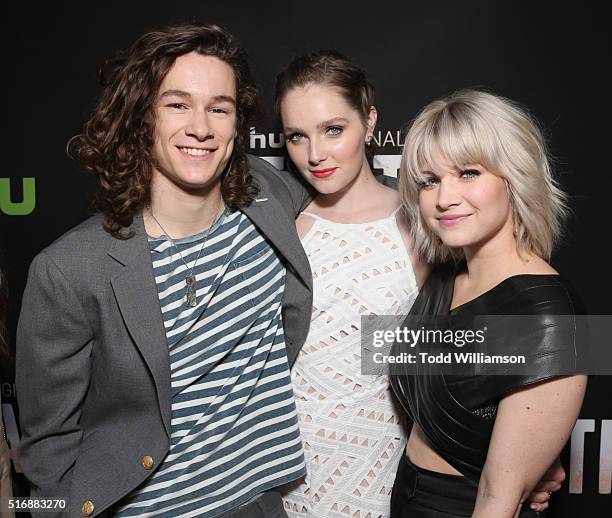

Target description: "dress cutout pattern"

left=283, top=210, right=418, bottom=518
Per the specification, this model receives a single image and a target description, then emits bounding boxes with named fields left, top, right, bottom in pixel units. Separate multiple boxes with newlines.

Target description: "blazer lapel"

left=107, top=213, right=171, bottom=437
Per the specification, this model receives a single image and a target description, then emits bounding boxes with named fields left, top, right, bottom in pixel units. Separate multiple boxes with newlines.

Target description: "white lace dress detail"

left=283, top=209, right=419, bottom=518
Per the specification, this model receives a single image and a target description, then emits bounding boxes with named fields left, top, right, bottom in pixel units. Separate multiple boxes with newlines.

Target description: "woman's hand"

left=526, top=457, right=565, bottom=512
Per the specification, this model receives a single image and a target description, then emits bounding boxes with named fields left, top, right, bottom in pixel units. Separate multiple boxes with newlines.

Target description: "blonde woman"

left=390, top=90, right=586, bottom=517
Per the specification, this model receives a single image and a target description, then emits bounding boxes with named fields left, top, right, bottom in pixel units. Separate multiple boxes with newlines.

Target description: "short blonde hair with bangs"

left=399, top=89, right=569, bottom=264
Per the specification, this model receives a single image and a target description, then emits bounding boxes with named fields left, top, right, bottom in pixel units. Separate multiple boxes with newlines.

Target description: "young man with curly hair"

left=15, top=21, right=567, bottom=518
left=16, top=23, right=311, bottom=518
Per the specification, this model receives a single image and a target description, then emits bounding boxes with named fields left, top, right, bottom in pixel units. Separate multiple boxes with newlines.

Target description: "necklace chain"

left=147, top=201, right=226, bottom=307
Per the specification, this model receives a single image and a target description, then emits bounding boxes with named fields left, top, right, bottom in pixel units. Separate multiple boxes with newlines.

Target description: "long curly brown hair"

left=69, top=22, right=260, bottom=238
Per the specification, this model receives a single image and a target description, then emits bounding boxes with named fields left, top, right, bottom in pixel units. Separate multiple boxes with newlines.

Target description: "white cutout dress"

left=283, top=208, right=419, bottom=518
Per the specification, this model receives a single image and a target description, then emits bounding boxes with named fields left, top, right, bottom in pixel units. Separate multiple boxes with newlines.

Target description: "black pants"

left=390, top=455, right=541, bottom=517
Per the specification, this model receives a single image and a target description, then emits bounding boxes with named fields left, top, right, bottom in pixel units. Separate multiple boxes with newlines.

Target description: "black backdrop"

left=1, top=1, right=610, bottom=515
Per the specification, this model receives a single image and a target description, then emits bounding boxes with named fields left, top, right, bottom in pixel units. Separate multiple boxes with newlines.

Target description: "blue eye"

left=418, top=176, right=439, bottom=189
left=167, top=103, right=187, bottom=110
left=326, top=126, right=343, bottom=136
left=286, top=132, right=304, bottom=143
left=460, top=169, right=480, bottom=179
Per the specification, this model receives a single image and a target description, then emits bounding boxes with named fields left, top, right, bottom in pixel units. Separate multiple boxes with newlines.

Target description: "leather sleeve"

left=467, top=287, right=584, bottom=406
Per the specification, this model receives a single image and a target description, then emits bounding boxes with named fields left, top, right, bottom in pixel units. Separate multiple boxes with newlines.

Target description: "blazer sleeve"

left=282, top=166, right=314, bottom=214
left=16, top=251, right=93, bottom=514
left=247, top=154, right=314, bottom=216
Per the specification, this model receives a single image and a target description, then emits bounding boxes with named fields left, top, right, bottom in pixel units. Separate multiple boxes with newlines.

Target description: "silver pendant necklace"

left=148, top=204, right=226, bottom=307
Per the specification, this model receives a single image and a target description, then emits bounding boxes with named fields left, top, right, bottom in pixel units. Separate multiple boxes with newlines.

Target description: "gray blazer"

left=15, top=155, right=313, bottom=517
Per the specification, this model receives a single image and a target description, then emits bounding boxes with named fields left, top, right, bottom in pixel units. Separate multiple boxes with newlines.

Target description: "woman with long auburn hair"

left=275, top=49, right=423, bottom=518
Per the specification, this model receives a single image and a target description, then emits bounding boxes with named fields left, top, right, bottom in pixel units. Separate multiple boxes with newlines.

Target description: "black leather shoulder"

left=390, top=268, right=586, bottom=482
left=484, top=274, right=585, bottom=316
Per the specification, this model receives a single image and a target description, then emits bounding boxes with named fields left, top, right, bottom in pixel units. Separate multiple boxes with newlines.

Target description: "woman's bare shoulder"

left=296, top=209, right=317, bottom=240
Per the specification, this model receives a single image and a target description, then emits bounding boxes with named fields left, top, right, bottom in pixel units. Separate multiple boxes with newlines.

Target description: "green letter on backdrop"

left=0, top=178, right=36, bottom=216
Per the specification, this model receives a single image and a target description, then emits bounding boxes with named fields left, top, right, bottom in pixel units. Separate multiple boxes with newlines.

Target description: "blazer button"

left=142, top=455, right=154, bottom=470
left=82, top=500, right=94, bottom=517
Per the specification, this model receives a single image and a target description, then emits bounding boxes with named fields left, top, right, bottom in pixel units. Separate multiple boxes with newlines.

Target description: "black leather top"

left=390, top=262, right=585, bottom=483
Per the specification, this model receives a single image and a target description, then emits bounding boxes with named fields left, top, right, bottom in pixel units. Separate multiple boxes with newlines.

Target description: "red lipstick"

left=311, top=167, right=337, bottom=178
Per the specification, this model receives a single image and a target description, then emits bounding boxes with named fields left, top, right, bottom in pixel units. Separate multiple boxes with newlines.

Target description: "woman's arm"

left=471, top=375, right=587, bottom=518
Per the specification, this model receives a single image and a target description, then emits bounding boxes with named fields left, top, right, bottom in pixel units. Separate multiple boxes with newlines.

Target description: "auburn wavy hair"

left=274, top=50, right=379, bottom=163
left=69, top=22, right=260, bottom=237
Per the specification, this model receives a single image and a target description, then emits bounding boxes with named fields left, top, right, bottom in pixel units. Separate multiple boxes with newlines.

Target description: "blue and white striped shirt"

left=115, top=208, right=305, bottom=517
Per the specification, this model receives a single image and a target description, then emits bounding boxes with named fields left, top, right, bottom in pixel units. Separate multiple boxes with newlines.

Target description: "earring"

left=513, top=214, right=521, bottom=238
left=366, top=136, right=373, bottom=146
left=512, top=205, right=521, bottom=237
